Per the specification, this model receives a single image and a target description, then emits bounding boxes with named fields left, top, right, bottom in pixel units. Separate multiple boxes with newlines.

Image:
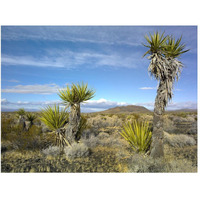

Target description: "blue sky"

left=1, top=26, right=197, bottom=112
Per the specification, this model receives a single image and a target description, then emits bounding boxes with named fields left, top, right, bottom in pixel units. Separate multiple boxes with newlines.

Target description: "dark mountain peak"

left=99, top=105, right=151, bottom=114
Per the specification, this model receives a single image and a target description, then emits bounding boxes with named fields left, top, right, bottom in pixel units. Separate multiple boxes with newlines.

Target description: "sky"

left=1, top=26, right=197, bottom=112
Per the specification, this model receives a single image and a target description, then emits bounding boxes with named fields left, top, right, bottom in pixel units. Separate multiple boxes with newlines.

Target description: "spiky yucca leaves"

left=58, top=82, right=95, bottom=106
left=40, top=105, right=71, bottom=147
left=120, top=120, right=152, bottom=153
left=26, top=113, right=37, bottom=125
left=164, top=36, right=190, bottom=58
left=143, top=31, right=168, bottom=57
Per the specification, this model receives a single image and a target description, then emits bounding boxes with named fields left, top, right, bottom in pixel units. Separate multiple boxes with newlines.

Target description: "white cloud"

left=2, top=83, right=61, bottom=94
left=139, top=87, right=157, bottom=90
left=139, top=87, right=182, bottom=91
left=166, top=101, right=197, bottom=110
left=1, top=98, right=8, bottom=103
left=1, top=54, right=65, bottom=68
left=2, top=26, right=196, bottom=52
left=1, top=26, right=147, bottom=46
left=135, top=101, right=197, bottom=111
left=1, top=98, right=130, bottom=112
left=2, top=79, right=20, bottom=83
left=1, top=98, right=197, bottom=112
left=82, top=98, right=129, bottom=110
left=2, top=47, right=142, bottom=69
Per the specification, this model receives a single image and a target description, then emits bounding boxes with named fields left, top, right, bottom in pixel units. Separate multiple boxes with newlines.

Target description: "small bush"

left=1, top=118, right=13, bottom=140
left=120, top=120, right=152, bottom=153
left=26, top=112, right=37, bottom=124
left=64, top=143, right=90, bottom=159
left=127, top=154, right=196, bottom=173
left=82, top=134, right=127, bottom=149
left=15, top=108, right=26, bottom=117
left=42, top=146, right=61, bottom=156
left=164, top=132, right=196, bottom=147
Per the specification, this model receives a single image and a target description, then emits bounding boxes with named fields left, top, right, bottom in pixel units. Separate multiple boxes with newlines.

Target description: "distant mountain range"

left=1, top=106, right=197, bottom=114
left=98, top=105, right=152, bottom=114
left=166, top=109, right=197, bottom=113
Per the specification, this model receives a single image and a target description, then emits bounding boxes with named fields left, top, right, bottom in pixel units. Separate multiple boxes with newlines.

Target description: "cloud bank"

left=2, top=84, right=61, bottom=94
left=1, top=98, right=197, bottom=112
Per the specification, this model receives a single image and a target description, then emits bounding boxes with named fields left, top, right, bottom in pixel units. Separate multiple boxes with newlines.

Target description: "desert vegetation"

left=1, top=108, right=197, bottom=172
left=1, top=33, right=197, bottom=173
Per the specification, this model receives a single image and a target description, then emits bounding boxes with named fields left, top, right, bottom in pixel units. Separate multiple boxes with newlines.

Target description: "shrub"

left=40, top=105, right=70, bottom=147
left=64, top=143, right=90, bottom=159
left=127, top=153, right=196, bottom=173
left=81, top=133, right=127, bottom=149
left=16, top=108, right=26, bottom=116
left=1, top=118, right=13, bottom=140
left=120, top=120, right=152, bottom=153
left=164, top=132, right=196, bottom=147
left=40, top=105, right=68, bottom=131
left=11, top=125, right=44, bottom=150
left=26, top=112, right=37, bottom=124
left=42, top=146, right=61, bottom=156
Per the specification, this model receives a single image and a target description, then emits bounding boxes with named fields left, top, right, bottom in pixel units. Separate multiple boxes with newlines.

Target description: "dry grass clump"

left=87, top=115, right=122, bottom=129
left=164, top=144, right=197, bottom=167
left=164, top=131, right=196, bottom=147
left=42, top=146, right=61, bottom=156
left=64, top=143, right=90, bottom=160
left=81, top=133, right=128, bottom=149
left=127, top=153, right=196, bottom=173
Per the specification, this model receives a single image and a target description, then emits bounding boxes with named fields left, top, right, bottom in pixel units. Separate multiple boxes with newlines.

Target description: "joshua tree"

left=58, top=82, right=95, bottom=144
left=143, top=32, right=189, bottom=158
left=40, top=104, right=71, bottom=148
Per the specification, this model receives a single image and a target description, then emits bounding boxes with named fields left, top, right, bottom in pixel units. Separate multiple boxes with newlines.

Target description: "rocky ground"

left=1, top=111, right=197, bottom=172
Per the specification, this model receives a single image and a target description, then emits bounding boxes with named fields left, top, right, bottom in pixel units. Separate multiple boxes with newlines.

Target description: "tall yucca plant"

left=58, top=82, right=95, bottom=144
left=40, top=104, right=70, bottom=147
left=120, top=120, right=152, bottom=153
left=143, top=32, right=189, bottom=158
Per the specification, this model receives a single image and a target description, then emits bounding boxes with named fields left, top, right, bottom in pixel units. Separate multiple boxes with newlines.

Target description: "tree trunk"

left=150, top=79, right=166, bottom=158
left=65, top=103, right=81, bottom=144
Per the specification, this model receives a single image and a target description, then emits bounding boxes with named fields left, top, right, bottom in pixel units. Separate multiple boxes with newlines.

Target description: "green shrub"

left=40, top=105, right=68, bottom=131
left=120, top=120, right=152, bottom=153
left=26, top=113, right=37, bottom=124
left=40, top=105, right=70, bottom=147
left=15, top=108, right=26, bottom=117
left=1, top=118, right=13, bottom=140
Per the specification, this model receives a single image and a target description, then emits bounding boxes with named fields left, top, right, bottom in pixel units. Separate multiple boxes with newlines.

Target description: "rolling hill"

left=98, top=105, right=151, bottom=114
